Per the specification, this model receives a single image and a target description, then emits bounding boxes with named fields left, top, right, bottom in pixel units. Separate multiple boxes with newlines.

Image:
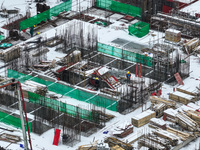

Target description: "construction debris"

left=0, top=133, right=20, bottom=143
left=112, top=122, right=133, bottom=138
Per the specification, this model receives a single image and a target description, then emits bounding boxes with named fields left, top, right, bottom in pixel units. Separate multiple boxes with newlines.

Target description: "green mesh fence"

left=20, top=0, right=72, bottom=30
left=28, top=92, right=95, bottom=122
left=128, top=21, right=150, bottom=38
left=0, top=35, right=5, bottom=41
left=97, top=43, right=153, bottom=67
left=0, top=111, right=32, bottom=132
left=7, top=69, right=117, bottom=111
left=96, top=0, right=142, bottom=18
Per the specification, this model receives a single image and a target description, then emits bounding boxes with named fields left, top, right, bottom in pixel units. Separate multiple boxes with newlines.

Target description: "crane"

left=0, top=79, right=32, bottom=150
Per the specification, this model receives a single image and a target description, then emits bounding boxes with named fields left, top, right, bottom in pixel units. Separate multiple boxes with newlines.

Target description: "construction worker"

left=126, top=71, right=131, bottom=83
left=95, top=77, right=100, bottom=90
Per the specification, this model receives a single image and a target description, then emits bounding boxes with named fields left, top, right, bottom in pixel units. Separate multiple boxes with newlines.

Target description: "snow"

left=150, top=118, right=166, bottom=126
left=174, top=0, right=196, bottom=4
left=166, top=28, right=181, bottom=34
left=171, top=91, right=195, bottom=100
left=1, top=0, right=200, bottom=150
left=164, top=108, right=178, bottom=117
left=180, top=0, right=200, bottom=16
left=132, top=109, right=155, bottom=120
left=97, top=66, right=110, bottom=75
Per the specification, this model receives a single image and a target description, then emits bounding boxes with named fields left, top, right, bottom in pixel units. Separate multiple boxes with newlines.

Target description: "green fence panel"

left=96, top=0, right=141, bottom=18
left=0, top=111, right=32, bottom=132
left=8, top=69, right=118, bottom=112
left=97, top=43, right=153, bottom=67
left=7, top=69, right=33, bottom=83
left=31, top=77, right=53, bottom=86
left=0, top=35, right=5, bottom=41
left=128, top=21, right=150, bottom=38
left=20, top=0, right=72, bottom=30
left=28, top=92, right=93, bottom=121
left=48, top=83, right=74, bottom=95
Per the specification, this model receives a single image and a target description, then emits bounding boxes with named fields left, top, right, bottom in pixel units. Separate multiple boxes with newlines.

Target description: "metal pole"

left=17, top=85, right=29, bottom=150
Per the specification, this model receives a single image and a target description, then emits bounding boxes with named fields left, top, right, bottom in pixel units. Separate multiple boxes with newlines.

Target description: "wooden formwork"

left=131, top=110, right=156, bottom=127
left=169, top=92, right=196, bottom=105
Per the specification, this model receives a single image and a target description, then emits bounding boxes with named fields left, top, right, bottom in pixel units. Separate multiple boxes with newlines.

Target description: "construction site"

left=0, top=0, right=200, bottom=150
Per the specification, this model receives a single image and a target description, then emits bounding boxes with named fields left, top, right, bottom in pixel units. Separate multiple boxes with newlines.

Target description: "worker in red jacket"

left=126, top=71, right=131, bottom=83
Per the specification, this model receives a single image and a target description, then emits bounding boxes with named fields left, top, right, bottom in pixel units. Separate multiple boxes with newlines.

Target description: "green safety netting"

left=7, top=69, right=117, bottom=112
left=96, top=0, right=142, bottom=18
left=128, top=21, right=150, bottom=38
left=0, top=111, right=32, bottom=132
left=20, top=0, right=72, bottom=30
left=0, top=35, right=5, bottom=41
left=28, top=92, right=96, bottom=122
left=97, top=43, right=153, bottom=67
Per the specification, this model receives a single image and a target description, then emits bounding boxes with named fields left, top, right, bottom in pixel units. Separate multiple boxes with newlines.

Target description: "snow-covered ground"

left=1, top=0, right=200, bottom=150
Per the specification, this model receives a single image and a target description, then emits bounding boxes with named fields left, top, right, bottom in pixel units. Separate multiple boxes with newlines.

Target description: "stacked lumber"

left=149, top=118, right=166, bottom=130
left=177, top=85, right=199, bottom=97
left=163, top=108, right=178, bottom=123
left=153, top=129, right=179, bottom=146
left=111, top=145, right=124, bottom=150
left=152, top=103, right=168, bottom=118
left=150, top=96, right=176, bottom=107
left=138, top=138, right=166, bottom=150
left=112, top=122, right=133, bottom=138
left=166, top=127, right=192, bottom=141
left=175, top=112, right=199, bottom=132
left=169, top=91, right=196, bottom=105
left=131, top=110, right=156, bottom=127
left=186, top=110, right=200, bottom=125
left=165, top=28, right=181, bottom=43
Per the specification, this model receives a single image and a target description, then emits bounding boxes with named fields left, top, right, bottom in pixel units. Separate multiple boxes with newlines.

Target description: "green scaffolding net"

left=28, top=92, right=96, bottom=122
left=0, top=111, right=32, bottom=132
left=7, top=69, right=117, bottom=112
left=20, top=0, right=72, bottom=30
left=96, top=0, right=142, bottom=18
left=0, top=35, right=5, bottom=41
left=97, top=43, right=153, bottom=67
left=128, top=21, right=150, bottom=38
